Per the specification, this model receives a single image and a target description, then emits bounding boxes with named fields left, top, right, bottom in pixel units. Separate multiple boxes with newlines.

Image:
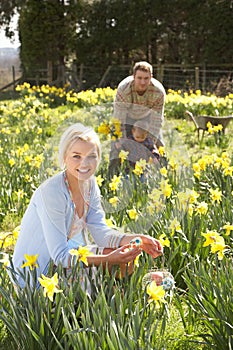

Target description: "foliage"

left=1, top=0, right=233, bottom=79
left=0, top=86, right=233, bottom=348
left=182, top=255, right=233, bottom=349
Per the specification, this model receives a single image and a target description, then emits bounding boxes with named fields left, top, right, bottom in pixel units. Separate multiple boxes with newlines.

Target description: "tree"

left=19, top=0, right=78, bottom=83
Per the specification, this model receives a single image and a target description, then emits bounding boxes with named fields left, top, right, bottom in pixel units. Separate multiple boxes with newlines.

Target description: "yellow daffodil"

left=160, top=167, right=168, bottom=177
left=9, top=158, right=15, bottom=167
left=189, top=189, right=200, bottom=204
left=21, top=254, right=39, bottom=270
left=210, top=237, right=226, bottom=260
left=209, top=188, right=222, bottom=204
left=146, top=282, right=166, bottom=307
left=223, top=166, right=233, bottom=177
left=69, top=246, right=93, bottom=266
left=109, top=196, right=119, bottom=207
left=169, top=217, right=182, bottom=236
left=98, top=122, right=110, bottom=135
left=195, top=201, right=208, bottom=215
left=201, top=230, right=221, bottom=247
left=105, top=217, right=115, bottom=227
left=133, top=159, right=147, bottom=176
left=119, top=150, right=129, bottom=164
left=158, top=146, right=165, bottom=157
left=168, top=158, right=178, bottom=171
left=96, top=174, right=104, bottom=187
left=160, top=179, right=172, bottom=198
left=127, top=208, right=139, bottom=221
left=222, top=223, right=233, bottom=236
left=38, top=272, right=63, bottom=301
left=109, top=175, right=122, bottom=192
left=158, top=233, right=170, bottom=247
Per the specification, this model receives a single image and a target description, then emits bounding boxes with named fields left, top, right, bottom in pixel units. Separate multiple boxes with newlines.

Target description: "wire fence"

left=0, top=63, right=232, bottom=95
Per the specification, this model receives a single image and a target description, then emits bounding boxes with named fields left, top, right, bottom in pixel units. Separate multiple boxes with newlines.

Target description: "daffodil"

left=158, top=233, right=170, bottom=248
left=210, top=238, right=226, bottom=260
left=160, top=167, right=168, bottom=177
left=109, top=175, right=122, bottom=192
left=158, top=146, right=165, bottom=156
left=160, top=179, right=172, bottom=198
left=209, top=188, right=222, bottom=204
left=38, top=272, right=63, bottom=301
left=189, top=189, right=200, bottom=204
left=98, top=122, right=110, bottom=135
left=119, top=150, right=129, bottom=164
left=133, top=159, right=147, bottom=176
left=146, top=282, right=166, bottom=307
left=21, top=254, right=39, bottom=270
left=69, top=246, right=93, bottom=266
left=222, top=223, right=233, bottom=236
left=201, top=230, right=221, bottom=247
left=127, top=208, right=138, bottom=221
left=169, top=217, right=182, bottom=236
left=195, top=201, right=208, bottom=215
left=105, top=217, right=115, bottom=227
left=109, top=196, right=119, bottom=208
left=96, top=174, right=104, bottom=187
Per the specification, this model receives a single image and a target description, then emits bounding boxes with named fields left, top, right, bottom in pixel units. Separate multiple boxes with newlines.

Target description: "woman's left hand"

left=140, top=235, right=163, bottom=258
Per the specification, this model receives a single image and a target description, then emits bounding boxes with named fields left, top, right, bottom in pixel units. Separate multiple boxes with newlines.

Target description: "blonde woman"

left=12, top=123, right=163, bottom=288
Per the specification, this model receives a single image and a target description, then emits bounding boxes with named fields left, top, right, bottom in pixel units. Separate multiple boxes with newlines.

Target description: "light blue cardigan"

left=12, top=172, right=125, bottom=287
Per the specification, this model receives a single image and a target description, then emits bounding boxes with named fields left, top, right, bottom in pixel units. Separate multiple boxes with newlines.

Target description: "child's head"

left=58, top=123, right=101, bottom=168
left=132, top=120, right=149, bottom=143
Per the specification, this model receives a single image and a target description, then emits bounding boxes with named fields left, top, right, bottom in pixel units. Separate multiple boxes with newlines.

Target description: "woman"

left=12, top=123, right=163, bottom=288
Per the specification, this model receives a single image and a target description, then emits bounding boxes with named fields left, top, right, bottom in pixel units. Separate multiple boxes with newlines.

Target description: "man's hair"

left=133, top=61, right=153, bottom=75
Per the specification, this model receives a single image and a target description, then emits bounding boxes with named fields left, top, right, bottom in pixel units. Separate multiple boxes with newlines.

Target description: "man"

left=114, top=61, right=166, bottom=148
left=108, top=61, right=166, bottom=176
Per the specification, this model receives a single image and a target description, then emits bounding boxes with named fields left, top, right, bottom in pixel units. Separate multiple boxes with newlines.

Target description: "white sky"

left=0, top=14, right=19, bottom=48
left=0, top=31, right=19, bottom=48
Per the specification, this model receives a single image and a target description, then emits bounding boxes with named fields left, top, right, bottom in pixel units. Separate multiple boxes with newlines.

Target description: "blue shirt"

left=11, top=172, right=125, bottom=288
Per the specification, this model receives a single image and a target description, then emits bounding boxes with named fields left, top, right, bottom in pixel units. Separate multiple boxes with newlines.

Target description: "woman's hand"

left=140, top=235, right=163, bottom=258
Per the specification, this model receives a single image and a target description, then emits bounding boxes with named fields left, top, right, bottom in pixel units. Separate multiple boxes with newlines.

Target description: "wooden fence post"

left=202, top=61, right=206, bottom=92
left=98, top=65, right=111, bottom=87
left=12, top=66, right=16, bottom=90
left=195, top=66, right=199, bottom=90
left=47, top=61, right=53, bottom=85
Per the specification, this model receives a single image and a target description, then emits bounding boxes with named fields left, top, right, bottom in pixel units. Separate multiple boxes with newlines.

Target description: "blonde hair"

left=58, top=123, right=101, bottom=168
left=133, top=61, right=153, bottom=75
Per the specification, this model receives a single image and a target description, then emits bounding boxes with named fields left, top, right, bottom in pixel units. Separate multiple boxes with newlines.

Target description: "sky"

left=0, top=14, right=20, bottom=48
left=0, top=31, right=20, bottom=48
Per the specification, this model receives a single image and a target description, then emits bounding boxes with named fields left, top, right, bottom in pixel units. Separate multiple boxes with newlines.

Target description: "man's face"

left=134, top=70, right=151, bottom=94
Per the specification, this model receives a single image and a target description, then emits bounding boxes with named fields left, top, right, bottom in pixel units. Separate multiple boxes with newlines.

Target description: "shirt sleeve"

left=37, top=184, right=73, bottom=268
left=113, top=77, right=133, bottom=137
left=86, top=178, right=125, bottom=248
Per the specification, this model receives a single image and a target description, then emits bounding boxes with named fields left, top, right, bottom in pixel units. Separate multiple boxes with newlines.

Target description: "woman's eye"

left=73, top=155, right=81, bottom=159
left=88, top=155, right=98, bottom=159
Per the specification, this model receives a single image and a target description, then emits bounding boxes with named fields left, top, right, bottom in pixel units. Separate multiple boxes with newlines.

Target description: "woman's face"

left=64, top=139, right=99, bottom=182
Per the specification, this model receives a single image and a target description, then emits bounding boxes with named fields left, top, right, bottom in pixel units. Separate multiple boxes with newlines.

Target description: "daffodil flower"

left=146, top=281, right=166, bottom=307
left=21, top=254, right=39, bottom=270
left=38, top=272, right=63, bottom=301
left=222, top=223, right=233, bottom=236
left=69, top=246, right=94, bottom=266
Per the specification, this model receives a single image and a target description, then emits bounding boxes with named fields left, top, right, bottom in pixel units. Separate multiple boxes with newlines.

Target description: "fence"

left=0, top=63, right=232, bottom=95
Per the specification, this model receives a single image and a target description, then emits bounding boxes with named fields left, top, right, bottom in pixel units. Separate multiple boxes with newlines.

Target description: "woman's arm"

left=86, top=244, right=141, bottom=267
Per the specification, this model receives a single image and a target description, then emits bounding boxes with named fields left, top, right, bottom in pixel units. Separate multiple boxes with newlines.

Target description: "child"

left=115, top=120, right=160, bottom=169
